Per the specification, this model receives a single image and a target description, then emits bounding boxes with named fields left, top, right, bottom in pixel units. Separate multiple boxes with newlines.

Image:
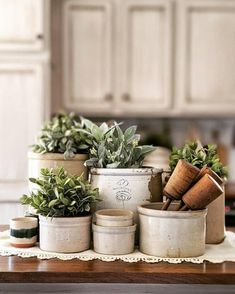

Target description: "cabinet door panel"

left=0, top=202, right=26, bottom=225
left=0, top=0, right=46, bottom=51
left=63, top=0, right=113, bottom=114
left=177, top=0, right=235, bottom=114
left=0, top=63, right=45, bottom=184
left=120, top=0, right=172, bottom=114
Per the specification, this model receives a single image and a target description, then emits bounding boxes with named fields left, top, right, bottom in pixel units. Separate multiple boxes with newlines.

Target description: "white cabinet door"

left=63, top=0, right=113, bottom=114
left=118, top=0, right=173, bottom=115
left=0, top=0, right=48, bottom=51
left=0, top=61, right=47, bottom=200
left=177, top=0, right=235, bottom=115
left=0, top=202, right=26, bottom=225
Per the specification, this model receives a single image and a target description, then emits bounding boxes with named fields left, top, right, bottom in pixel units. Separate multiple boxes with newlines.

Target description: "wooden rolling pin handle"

left=175, top=200, right=184, bottom=211
left=179, top=204, right=189, bottom=211
left=161, top=198, right=172, bottom=210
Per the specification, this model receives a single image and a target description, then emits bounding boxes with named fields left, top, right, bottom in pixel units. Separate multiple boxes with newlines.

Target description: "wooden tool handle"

left=175, top=200, right=184, bottom=211
left=179, top=204, right=189, bottom=211
left=161, top=198, right=172, bottom=210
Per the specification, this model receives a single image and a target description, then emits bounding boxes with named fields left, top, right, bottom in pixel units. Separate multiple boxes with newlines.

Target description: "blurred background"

left=0, top=0, right=235, bottom=224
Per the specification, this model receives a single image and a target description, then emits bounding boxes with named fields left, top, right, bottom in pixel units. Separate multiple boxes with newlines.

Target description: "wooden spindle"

left=161, top=198, right=172, bottom=210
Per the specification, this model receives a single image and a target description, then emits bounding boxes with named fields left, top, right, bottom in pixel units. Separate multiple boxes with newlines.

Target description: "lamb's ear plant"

left=32, top=113, right=93, bottom=159
left=80, top=117, right=121, bottom=144
left=81, top=118, right=156, bottom=168
left=169, top=141, right=228, bottom=178
left=20, top=167, right=100, bottom=217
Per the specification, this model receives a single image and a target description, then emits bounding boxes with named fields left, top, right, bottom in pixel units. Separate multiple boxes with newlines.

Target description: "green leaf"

left=140, top=145, right=156, bottom=155
left=29, top=178, right=37, bottom=184
left=48, top=199, right=58, bottom=208
left=106, top=162, right=120, bottom=168
left=124, top=125, right=137, bottom=140
left=54, top=187, right=59, bottom=198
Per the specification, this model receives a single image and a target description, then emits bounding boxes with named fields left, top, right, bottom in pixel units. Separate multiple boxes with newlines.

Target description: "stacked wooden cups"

left=162, top=160, right=223, bottom=211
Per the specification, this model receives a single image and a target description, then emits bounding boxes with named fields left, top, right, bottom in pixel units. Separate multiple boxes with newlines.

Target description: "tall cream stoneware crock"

left=39, top=215, right=91, bottom=253
left=206, top=185, right=225, bottom=244
left=90, top=168, right=163, bottom=222
left=28, top=151, right=88, bottom=185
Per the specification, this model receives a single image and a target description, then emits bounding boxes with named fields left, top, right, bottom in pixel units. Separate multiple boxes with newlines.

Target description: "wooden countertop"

left=0, top=226, right=235, bottom=284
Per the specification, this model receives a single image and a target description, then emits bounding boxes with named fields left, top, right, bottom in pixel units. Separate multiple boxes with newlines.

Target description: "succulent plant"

left=169, top=141, right=228, bottom=178
left=32, top=113, right=92, bottom=158
left=81, top=118, right=156, bottom=168
left=21, top=167, right=100, bottom=217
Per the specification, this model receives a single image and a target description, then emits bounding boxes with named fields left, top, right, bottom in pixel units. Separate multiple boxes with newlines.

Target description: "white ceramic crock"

left=90, top=168, right=163, bottom=222
left=138, top=203, right=207, bottom=258
left=143, top=147, right=170, bottom=171
left=39, top=215, right=91, bottom=253
left=28, top=152, right=88, bottom=189
left=92, top=223, right=136, bottom=255
left=95, top=209, right=134, bottom=227
left=10, top=217, right=38, bottom=248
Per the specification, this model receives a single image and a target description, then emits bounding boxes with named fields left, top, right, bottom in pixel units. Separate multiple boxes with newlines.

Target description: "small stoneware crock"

left=95, top=209, right=134, bottom=227
left=10, top=217, right=38, bottom=248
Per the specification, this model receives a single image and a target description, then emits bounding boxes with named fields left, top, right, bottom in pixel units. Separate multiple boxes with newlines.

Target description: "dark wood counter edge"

left=0, top=227, right=235, bottom=284
left=0, top=270, right=235, bottom=284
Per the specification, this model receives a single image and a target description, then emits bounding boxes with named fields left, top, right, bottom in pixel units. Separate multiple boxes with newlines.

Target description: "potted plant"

left=168, top=141, right=228, bottom=244
left=28, top=112, right=92, bottom=184
left=169, top=142, right=227, bottom=177
left=81, top=119, right=163, bottom=220
left=21, top=167, right=99, bottom=253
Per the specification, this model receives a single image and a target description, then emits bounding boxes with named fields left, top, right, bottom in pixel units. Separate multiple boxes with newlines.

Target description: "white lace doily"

left=1, top=230, right=235, bottom=264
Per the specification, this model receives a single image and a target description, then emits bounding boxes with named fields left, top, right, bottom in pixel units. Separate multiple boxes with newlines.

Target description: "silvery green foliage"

left=81, top=118, right=156, bottom=168
left=32, top=113, right=92, bottom=158
left=21, top=167, right=100, bottom=217
left=169, top=141, right=227, bottom=178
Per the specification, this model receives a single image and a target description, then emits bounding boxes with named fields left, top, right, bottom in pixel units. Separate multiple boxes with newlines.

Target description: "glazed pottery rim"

left=28, top=151, right=88, bottom=160
left=95, top=209, right=134, bottom=220
left=138, top=203, right=207, bottom=218
left=39, top=214, right=92, bottom=222
left=90, top=167, right=163, bottom=175
left=92, top=223, right=137, bottom=233
left=10, top=217, right=38, bottom=223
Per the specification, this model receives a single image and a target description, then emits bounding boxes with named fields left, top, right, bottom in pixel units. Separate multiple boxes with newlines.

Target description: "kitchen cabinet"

left=63, top=0, right=172, bottom=115
left=0, top=0, right=50, bottom=208
left=0, top=0, right=48, bottom=52
left=176, top=0, right=235, bottom=115
left=63, top=0, right=113, bottom=114
left=61, top=0, right=235, bottom=116
left=0, top=202, right=26, bottom=225
left=118, top=0, right=172, bottom=115
left=0, top=60, right=50, bottom=201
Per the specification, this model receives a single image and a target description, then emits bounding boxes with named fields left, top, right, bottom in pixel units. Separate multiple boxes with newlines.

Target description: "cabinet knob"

left=36, top=34, right=44, bottom=40
left=104, top=93, right=113, bottom=101
left=122, top=93, right=131, bottom=102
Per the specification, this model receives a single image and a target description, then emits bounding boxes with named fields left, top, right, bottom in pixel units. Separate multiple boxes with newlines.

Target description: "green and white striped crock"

left=10, top=217, right=38, bottom=248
